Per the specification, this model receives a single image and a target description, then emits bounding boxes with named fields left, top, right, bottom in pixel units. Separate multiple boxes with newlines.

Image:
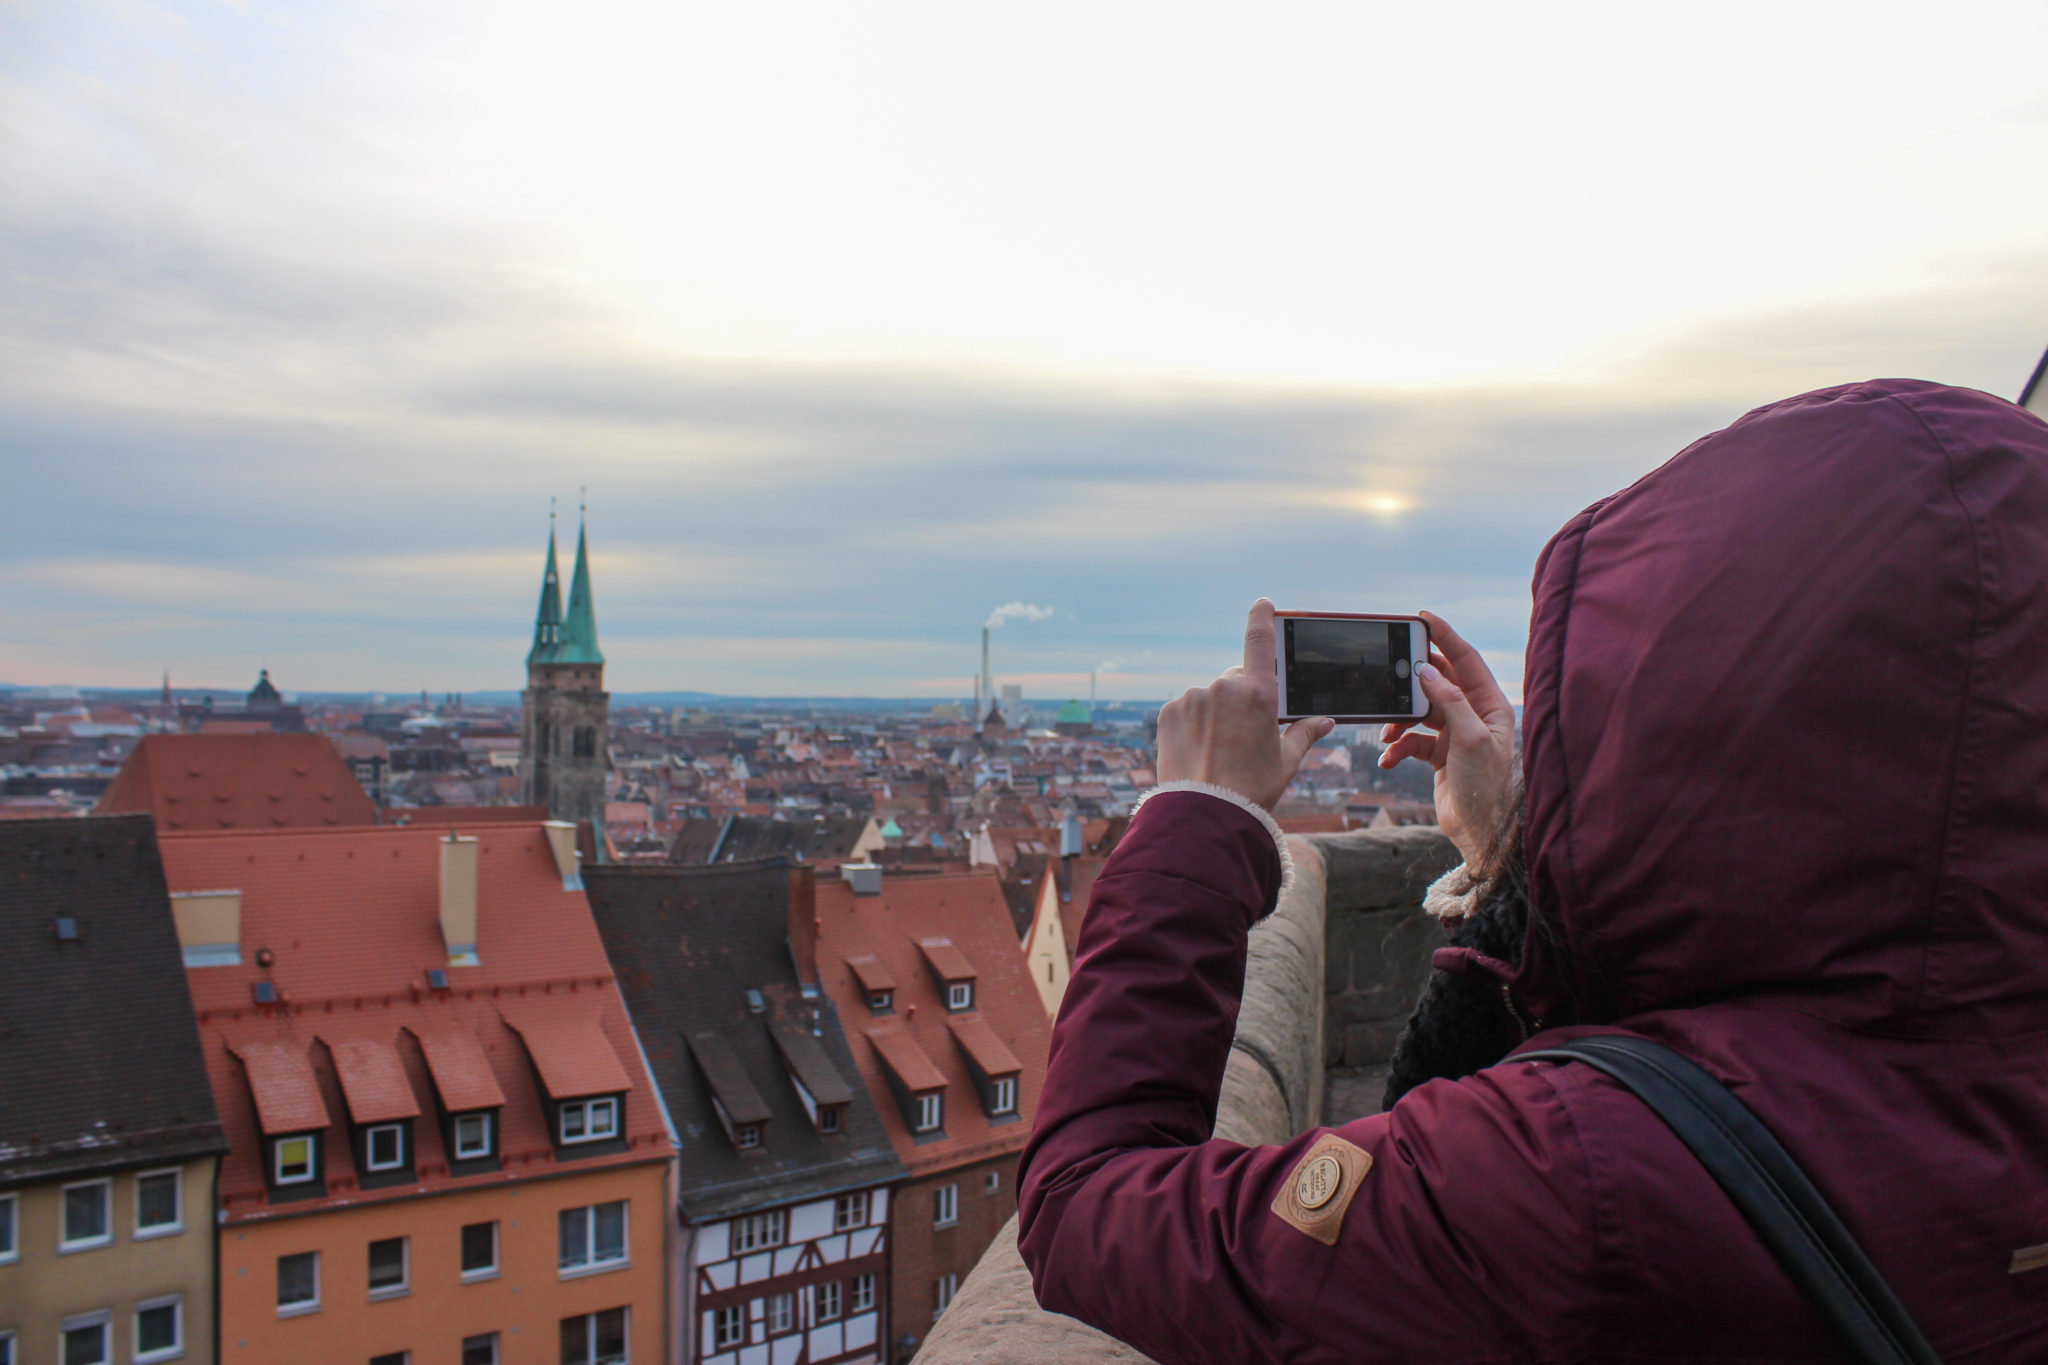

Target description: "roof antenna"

left=580, top=485, right=588, bottom=522
left=550, top=494, right=557, bottom=530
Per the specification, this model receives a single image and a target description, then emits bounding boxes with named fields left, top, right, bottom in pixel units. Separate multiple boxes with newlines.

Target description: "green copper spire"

left=558, top=513, right=605, bottom=666
left=526, top=523, right=565, bottom=666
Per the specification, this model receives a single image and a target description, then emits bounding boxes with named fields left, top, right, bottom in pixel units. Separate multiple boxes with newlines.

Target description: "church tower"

left=519, top=510, right=610, bottom=824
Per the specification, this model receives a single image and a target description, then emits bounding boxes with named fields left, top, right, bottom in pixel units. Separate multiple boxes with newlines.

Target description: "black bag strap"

left=1520, top=1034, right=1943, bottom=1365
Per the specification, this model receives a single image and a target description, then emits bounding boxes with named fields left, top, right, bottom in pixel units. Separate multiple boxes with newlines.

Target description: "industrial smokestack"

left=981, top=627, right=991, bottom=719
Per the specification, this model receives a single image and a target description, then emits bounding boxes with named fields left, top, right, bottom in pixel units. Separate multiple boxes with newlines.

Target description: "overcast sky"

left=5, top=0, right=2046, bottom=699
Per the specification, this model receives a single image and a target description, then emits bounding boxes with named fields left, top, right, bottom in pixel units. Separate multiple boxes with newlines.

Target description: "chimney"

left=170, top=890, right=242, bottom=967
left=842, top=862, right=882, bottom=897
left=788, top=864, right=819, bottom=988
left=440, top=833, right=479, bottom=966
left=981, top=627, right=991, bottom=720
left=542, top=820, right=582, bottom=890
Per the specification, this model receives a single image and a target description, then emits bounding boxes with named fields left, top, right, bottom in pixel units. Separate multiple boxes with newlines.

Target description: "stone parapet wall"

left=914, top=826, right=1456, bottom=1363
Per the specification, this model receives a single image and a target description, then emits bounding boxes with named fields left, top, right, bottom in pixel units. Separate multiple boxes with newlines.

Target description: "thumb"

left=1279, top=716, right=1335, bottom=771
left=1416, top=662, right=1489, bottom=749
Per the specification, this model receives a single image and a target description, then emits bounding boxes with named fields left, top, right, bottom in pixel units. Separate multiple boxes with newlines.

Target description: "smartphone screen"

left=1282, top=616, right=1417, bottom=718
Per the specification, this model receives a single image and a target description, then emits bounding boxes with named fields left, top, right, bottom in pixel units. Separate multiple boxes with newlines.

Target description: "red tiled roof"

left=845, top=953, right=896, bottom=993
left=324, top=1035, right=423, bottom=1123
left=918, top=937, right=977, bottom=982
left=501, top=1001, right=634, bottom=1100
left=227, top=1040, right=333, bottom=1135
left=408, top=1026, right=507, bottom=1112
left=865, top=1025, right=947, bottom=1093
left=387, top=805, right=547, bottom=827
left=947, top=1014, right=1022, bottom=1078
left=97, top=734, right=377, bottom=832
left=159, top=822, right=669, bottom=1221
left=815, top=870, right=1051, bottom=1174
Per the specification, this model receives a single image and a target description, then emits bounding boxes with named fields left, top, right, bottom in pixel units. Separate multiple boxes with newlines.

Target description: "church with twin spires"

left=518, top=514, right=610, bottom=824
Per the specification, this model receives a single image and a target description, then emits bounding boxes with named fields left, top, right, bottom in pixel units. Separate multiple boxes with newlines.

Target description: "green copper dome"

left=1055, top=699, right=1092, bottom=724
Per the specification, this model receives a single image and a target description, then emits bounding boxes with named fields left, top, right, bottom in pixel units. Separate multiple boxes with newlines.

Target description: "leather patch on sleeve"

left=2011, top=1243, right=2048, bottom=1275
left=1270, top=1133, right=1373, bottom=1245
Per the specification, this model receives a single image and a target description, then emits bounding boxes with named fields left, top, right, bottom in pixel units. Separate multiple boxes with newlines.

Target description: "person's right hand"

left=1378, top=611, right=1517, bottom=873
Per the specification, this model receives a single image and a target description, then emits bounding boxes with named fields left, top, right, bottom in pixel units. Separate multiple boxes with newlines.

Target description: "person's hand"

left=1156, top=600, right=1334, bottom=812
left=1378, top=611, right=1517, bottom=872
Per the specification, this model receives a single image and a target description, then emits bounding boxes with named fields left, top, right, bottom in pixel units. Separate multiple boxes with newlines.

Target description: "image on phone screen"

left=1283, top=617, right=1413, bottom=717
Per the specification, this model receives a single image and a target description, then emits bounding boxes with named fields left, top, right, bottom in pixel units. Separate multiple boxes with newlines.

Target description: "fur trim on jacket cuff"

left=1423, top=862, right=1483, bottom=923
left=1134, top=780, right=1295, bottom=902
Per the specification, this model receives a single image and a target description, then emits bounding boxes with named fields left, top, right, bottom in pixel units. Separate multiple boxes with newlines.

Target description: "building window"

left=558, top=1201, right=628, bottom=1275
left=0, top=1329, right=13, bottom=1365
left=274, top=1135, right=316, bottom=1185
left=134, top=1295, right=183, bottom=1364
left=461, top=1333, right=498, bottom=1365
left=368, top=1236, right=408, bottom=1297
left=461, top=1221, right=499, bottom=1280
left=277, top=1250, right=320, bottom=1315
left=816, top=1279, right=842, bottom=1322
left=730, top=1208, right=785, bottom=1253
left=453, top=1112, right=494, bottom=1160
left=914, top=1091, right=943, bottom=1133
left=933, top=1184, right=958, bottom=1228
left=834, top=1191, right=870, bottom=1231
left=60, top=1178, right=111, bottom=1251
left=990, top=1075, right=1018, bottom=1116
left=559, top=1096, right=619, bottom=1145
left=947, top=981, right=974, bottom=1011
left=985, top=1169, right=1002, bottom=1195
left=767, top=1292, right=793, bottom=1334
left=867, top=990, right=892, bottom=1014
left=364, top=1124, right=405, bottom=1172
left=136, top=1169, right=183, bottom=1237
left=735, top=1124, right=760, bottom=1149
left=372, top=1355, right=409, bottom=1365
left=712, top=1306, right=744, bottom=1350
left=852, top=1272, right=876, bottom=1313
left=818, top=1105, right=843, bottom=1133
left=0, top=1192, right=15, bottom=1263
left=560, top=1306, right=627, bottom=1365
left=59, top=1313, right=109, bottom=1365
left=935, top=1273, right=960, bottom=1316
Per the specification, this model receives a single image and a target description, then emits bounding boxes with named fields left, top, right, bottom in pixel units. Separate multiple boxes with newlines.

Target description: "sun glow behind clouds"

left=425, top=0, right=2048, bottom=388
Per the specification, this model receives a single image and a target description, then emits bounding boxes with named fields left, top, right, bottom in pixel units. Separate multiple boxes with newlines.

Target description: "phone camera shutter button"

left=1394, top=659, right=1411, bottom=678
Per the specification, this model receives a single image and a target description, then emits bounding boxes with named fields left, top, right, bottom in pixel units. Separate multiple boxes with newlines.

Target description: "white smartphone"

left=1273, top=611, right=1431, bottom=723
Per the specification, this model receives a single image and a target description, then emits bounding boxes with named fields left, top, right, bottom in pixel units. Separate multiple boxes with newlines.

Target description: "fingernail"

left=1317, top=717, right=1335, bottom=736
left=1417, top=661, right=1440, bottom=680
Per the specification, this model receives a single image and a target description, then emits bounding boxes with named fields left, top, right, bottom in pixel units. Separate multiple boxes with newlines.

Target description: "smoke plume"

left=986, top=602, right=1055, bottom=629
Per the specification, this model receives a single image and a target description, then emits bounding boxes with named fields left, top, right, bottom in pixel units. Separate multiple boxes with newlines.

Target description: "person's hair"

left=1381, top=790, right=1532, bottom=1110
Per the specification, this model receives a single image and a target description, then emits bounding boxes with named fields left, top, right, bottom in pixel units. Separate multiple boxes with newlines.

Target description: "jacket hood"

left=1517, top=379, right=2048, bottom=1038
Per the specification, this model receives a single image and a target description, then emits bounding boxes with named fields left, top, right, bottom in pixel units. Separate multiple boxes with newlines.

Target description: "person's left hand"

left=1156, top=599, right=1334, bottom=812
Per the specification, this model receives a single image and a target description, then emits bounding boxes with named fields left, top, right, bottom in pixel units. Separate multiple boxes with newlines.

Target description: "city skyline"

left=7, top=2, right=2048, bottom=697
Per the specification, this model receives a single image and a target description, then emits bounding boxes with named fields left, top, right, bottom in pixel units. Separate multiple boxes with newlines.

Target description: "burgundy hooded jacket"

left=1017, top=380, right=2048, bottom=1363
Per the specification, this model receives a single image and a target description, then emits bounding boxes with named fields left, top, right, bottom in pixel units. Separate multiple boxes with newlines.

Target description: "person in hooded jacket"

left=1015, top=379, right=2048, bottom=1364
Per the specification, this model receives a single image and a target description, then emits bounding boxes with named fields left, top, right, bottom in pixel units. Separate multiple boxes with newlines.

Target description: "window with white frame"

left=59, top=1312, right=109, bottom=1365
left=134, top=1295, right=183, bottom=1364
left=60, top=1178, right=111, bottom=1250
left=712, top=1305, right=744, bottom=1349
left=913, top=1091, right=943, bottom=1133
left=946, top=981, right=973, bottom=1011
left=560, top=1306, right=627, bottom=1365
left=816, top=1279, right=842, bottom=1322
left=453, top=1112, right=494, bottom=1160
left=136, top=1169, right=182, bottom=1237
left=833, top=1191, right=869, bottom=1231
left=935, top=1273, right=959, bottom=1316
left=985, top=1169, right=1002, bottom=1195
left=867, top=989, right=892, bottom=1013
left=558, top=1097, right=619, bottom=1145
left=274, top=1134, right=316, bottom=1185
left=767, top=1291, right=793, bottom=1333
left=368, top=1236, right=408, bottom=1297
left=851, top=1273, right=876, bottom=1314
left=730, top=1208, right=785, bottom=1253
left=933, top=1183, right=958, bottom=1228
left=0, top=1191, right=15, bottom=1263
left=276, top=1250, right=319, bottom=1315
left=989, top=1075, right=1018, bottom=1116
left=459, top=1333, right=497, bottom=1365
left=734, top=1124, right=760, bottom=1149
left=818, top=1105, right=842, bottom=1133
left=558, top=1201, right=628, bottom=1274
left=461, top=1220, right=499, bottom=1279
left=364, top=1124, right=405, bottom=1172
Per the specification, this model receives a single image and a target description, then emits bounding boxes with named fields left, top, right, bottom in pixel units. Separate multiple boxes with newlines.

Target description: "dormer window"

left=735, top=1124, right=761, bottom=1149
left=560, top=1097, right=619, bottom=1145
left=364, top=1124, right=406, bottom=1172
left=868, top=990, right=893, bottom=1014
left=453, top=1112, right=494, bottom=1161
left=914, top=1092, right=944, bottom=1133
left=818, top=1105, right=843, bottom=1134
left=274, top=1135, right=317, bottom=1185
left=991, top=1076, right=1018, bottom=1115
left=919, top=938, right=979, bottom=1013
left=947, top=981, right=974, bottom=1011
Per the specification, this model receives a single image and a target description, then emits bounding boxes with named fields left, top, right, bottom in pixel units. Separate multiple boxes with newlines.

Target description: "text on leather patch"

left=2011, top=1243, right=2048, bottom=1275
left=1271, top=1133, right=1373, bottom=1246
